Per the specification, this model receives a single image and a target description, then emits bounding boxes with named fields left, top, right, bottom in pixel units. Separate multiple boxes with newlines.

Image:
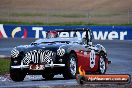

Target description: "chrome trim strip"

left=11, top=64, right=65, bottom=69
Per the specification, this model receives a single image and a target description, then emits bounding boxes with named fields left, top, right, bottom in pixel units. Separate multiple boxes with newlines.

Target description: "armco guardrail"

left=0, top=24, right=132, bottom=40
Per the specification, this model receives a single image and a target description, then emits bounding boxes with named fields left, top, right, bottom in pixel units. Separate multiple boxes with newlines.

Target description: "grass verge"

left=0, top=58, right=10, bottom=75
left=11, top=13, right=86, bottom=18
left=0, top=21, right=132, bottom=26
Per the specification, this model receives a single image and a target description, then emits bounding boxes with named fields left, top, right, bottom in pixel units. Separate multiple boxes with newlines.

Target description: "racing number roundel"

left=90, top=50, right=95, bottom=68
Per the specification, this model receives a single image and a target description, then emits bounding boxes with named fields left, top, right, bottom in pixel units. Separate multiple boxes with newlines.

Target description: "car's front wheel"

left=63, top=53, right=77, bottom=79
left=42, top=73, right=54, bottom=80
left=10, top=59, right=26, bottom=82
left=10, top=69, right=26, bottom=82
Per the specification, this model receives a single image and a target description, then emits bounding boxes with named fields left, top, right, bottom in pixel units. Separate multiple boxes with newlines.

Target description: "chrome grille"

left=23, top=50, right=55, bottom=65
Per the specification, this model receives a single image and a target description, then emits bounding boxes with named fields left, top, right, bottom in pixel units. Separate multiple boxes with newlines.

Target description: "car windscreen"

left=34, top=38, right=81, bottom=44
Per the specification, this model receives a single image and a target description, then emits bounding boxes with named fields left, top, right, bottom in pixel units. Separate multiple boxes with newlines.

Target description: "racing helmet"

left=47, top=31, right=58, bottom=38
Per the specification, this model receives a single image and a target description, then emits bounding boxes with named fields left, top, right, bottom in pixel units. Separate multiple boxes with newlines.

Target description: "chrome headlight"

left=11, top=48, right=19, bottom=58
left=57, top=48, right=65, bottom=56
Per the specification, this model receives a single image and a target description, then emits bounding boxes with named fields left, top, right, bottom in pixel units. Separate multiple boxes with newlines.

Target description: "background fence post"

left=87, top=10, right=90, bottom=24
left=128, top=8, right=131, bottom=24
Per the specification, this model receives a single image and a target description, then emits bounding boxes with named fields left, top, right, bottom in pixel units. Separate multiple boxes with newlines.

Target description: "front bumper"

left=11, top=61, right=65, bottom=69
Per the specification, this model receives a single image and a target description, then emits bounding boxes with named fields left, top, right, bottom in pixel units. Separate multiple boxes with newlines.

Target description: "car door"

left=76, top=45, right=90, bottom=71
left=85, top=45, right=100, bottom=72
left=77, top=45, right=99, bottom=72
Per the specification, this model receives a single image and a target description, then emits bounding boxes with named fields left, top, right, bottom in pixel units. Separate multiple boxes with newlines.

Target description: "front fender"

left=95, top=44, right=107, bottom=54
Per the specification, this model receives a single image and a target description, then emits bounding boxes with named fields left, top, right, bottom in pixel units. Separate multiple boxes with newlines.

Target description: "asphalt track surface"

left=0, top=38, right=132, bottom=88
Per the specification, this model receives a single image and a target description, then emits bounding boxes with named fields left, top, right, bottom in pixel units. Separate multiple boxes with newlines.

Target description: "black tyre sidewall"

left=63, top=53, right=78, bottom=79
left=98, top=55, right=107, bottom=74
left=10, top=59, right=26, bottom=82
left=10, top=68, right=26, bottom=82
left=42, top=73, right=54, bottom=80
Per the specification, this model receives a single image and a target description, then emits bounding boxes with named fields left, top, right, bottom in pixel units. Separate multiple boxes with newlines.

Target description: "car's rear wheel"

left=98, top=55, right=106, bottom=74
left=63, top=53, right=77, bottom=79
left=42, top=73, right=54, bottom=80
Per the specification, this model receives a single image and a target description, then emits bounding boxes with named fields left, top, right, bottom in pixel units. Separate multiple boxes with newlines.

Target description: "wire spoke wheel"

left=63, top=53, right=77, bottom=79
left=99, top=56, right=106, bottom=74
left=69, top=57, right=77, bottom=76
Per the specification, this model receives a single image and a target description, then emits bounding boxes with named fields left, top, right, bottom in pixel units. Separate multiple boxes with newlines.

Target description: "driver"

left=81, top=32, right=92, bottom=46
left=47, top=31, right=58, bottom=38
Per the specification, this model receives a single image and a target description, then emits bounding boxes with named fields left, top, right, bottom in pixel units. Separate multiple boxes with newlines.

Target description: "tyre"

left=42, top=73, right=54, bottom=80
left=98, top=53, right=106, bottom=74
left=63, top=53, right=77, bottom=79
left=10, top=59, right=26, bottom=82
left=10, top=69, right=26, bottom=82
